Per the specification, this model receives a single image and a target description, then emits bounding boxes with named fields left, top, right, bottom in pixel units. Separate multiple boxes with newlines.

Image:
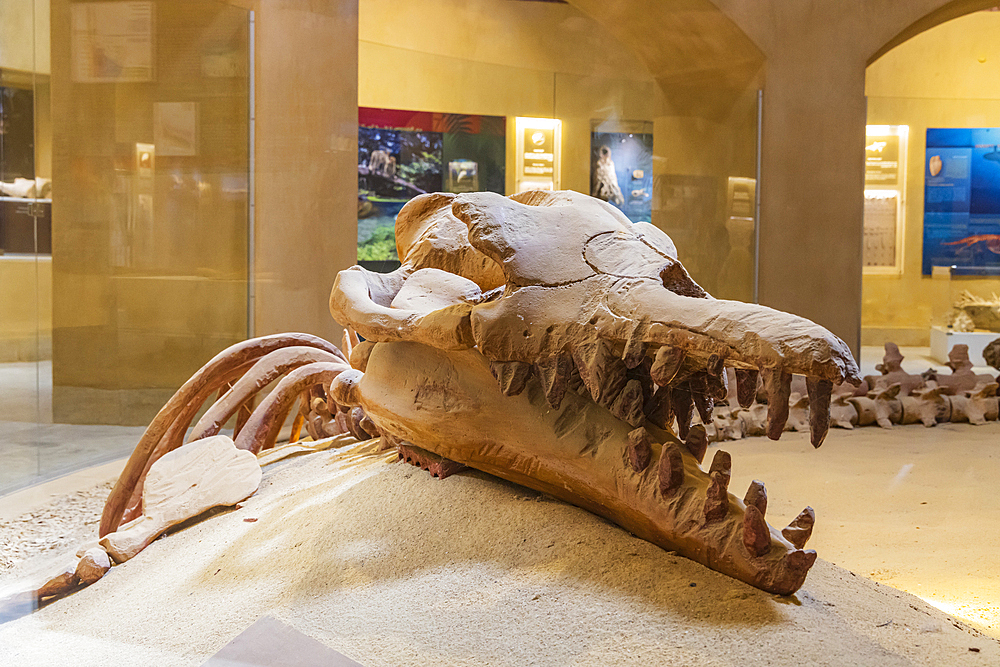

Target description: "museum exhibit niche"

left=0, top=0, right=998, bottom=664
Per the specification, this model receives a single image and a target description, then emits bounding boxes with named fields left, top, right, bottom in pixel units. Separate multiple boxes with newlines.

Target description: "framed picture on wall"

left=590, top=119, right=654, bottom=223
left=864, top=125, right=908, bottom=274
left=923, top=127, right=1000, bottom=275
left=357, top=108, right=506, bottom=272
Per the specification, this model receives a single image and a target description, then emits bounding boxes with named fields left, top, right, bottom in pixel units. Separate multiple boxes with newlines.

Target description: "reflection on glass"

left=1, top=0, right=250, bottom=494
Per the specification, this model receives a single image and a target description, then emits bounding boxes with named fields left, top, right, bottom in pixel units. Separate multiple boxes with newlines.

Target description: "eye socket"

left=659, top=262, right=709, bottom=299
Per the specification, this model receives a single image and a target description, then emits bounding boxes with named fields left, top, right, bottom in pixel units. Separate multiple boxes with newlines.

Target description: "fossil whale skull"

left=329, top=190, right=860, bottom=595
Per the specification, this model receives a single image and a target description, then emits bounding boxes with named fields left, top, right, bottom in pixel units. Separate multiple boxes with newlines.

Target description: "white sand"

left=0, top=427, right=997, bottom=666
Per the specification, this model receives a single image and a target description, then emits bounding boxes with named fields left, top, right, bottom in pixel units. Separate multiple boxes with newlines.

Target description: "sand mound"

left=0, top=440, right=996, bottom=666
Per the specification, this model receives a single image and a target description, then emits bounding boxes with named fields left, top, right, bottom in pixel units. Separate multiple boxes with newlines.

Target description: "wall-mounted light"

left=515, top=117, right=561, bottom=193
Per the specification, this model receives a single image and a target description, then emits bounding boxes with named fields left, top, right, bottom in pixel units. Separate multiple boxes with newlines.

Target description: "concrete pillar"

left=252, top=0, right=358, bottom=341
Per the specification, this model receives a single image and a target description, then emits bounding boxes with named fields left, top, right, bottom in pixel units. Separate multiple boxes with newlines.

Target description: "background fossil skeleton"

left=705, top=342, right=1000, bottom=441
left=328, top=190, right=861, bottom=595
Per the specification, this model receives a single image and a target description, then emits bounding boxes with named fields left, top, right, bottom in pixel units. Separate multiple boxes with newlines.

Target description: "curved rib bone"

left=100, top=333, right=344, bottom=537
left=235, top=361, right=351, bottom=454
left=189, top=346, right=345, bottom=441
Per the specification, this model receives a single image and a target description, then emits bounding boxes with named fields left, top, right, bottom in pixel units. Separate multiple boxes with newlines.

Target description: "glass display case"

left=929, top=264, right=1000, bottom=365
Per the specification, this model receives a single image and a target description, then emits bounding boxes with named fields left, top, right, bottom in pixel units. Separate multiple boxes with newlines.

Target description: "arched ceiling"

left=867, top=0, right=1000, bottom=65
left=564, top=0, right=764, bottom=119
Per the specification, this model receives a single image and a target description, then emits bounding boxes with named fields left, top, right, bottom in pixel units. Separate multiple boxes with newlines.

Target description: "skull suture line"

left=329, top=190, right=860, bottom=596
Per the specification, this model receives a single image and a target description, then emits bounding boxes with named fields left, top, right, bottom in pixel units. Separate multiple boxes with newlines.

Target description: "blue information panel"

left=924, top=128, right=1000, bottom=274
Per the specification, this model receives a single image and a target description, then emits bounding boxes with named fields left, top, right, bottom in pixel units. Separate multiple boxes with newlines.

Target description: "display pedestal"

left=929, top=325, right=998, bottom=366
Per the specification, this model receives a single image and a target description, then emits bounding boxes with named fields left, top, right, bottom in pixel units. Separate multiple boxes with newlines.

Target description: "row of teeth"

left=489, top=337, right=835, bottom=449
left=488, top=337, right=820, bottom=581
left=626, top=423, right=816, bottom=558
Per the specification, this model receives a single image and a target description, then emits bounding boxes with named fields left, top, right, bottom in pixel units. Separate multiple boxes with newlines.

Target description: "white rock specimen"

left=100, top=435, right=261, bottom=563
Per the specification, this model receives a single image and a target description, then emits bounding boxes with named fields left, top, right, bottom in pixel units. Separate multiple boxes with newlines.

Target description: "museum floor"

left=0, top=360, right=151, bottom=496
left=0, top=423, right=997, bottom=666
left=0, top=346, right=997, bottom=664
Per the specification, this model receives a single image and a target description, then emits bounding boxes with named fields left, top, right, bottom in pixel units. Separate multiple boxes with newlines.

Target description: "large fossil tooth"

left=657, top=441, right=685, bottom=496
left=571, top=339, right=628, bottom=404
left=622, top=317, right=650, bottom=369
left=672, top=386, right=694, bottom=440
left=735, top=368, right=759, bottom=408
left=806, top=377, right=833, bottom=447
left=704, top=449, right=732, bottom=522
left=535, top=353, right=574, bottom=409
left=628, top=356, right=654, bottom=406
left=742, top=505, right=771, bottom=557
left=627, top=427, right=653, bottom=472
left=706, top=354, right=725, bottom=376
left=643, top=385, right=673, bottom=429
left=670, top=386, right=694, bottom=440
left=684, top=423, right=708, bottom=463
left=691, top=377, right=715, bottom=424
left=649, top=346, right=685, bottom=386
left=611, top=379, right=646, bottom=427
left=784, top=549, right=818, bottom=577
left=709, top=449, right=731, bottom=484
left=490, top=360, right=532, bottom=397
left=782, top=507, right=816, bottom=549
left=744, top=479, right=767, bottom=515
left=763, top=369, right=792, bottom=440
left=705, top=363, right=729, bottom=401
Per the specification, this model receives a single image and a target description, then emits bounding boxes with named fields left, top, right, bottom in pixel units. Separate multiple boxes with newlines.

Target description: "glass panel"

left=0, top=0, right=251, bottom=495
left=0, top=0, right=44, bottom=494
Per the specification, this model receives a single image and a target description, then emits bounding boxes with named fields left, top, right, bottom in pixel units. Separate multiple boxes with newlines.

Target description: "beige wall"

left=864, top=11, right=1000, bottom=345
left=47, top=0, right=358, bottom=425
left=253, top=0, right=358, bottom=340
